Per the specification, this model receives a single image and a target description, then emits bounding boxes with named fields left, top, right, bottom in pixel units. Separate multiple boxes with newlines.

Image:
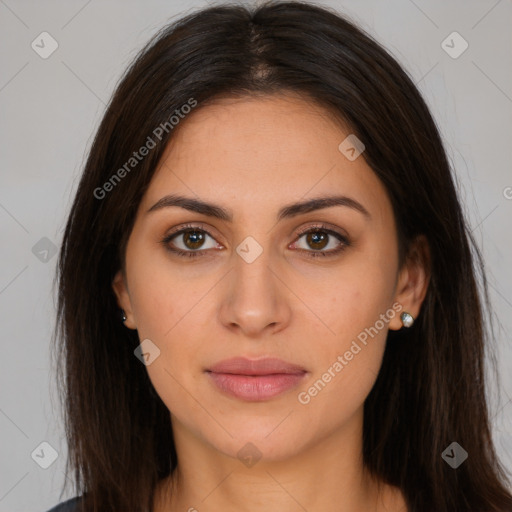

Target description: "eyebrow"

left=147, top=193, right=371, bottom=221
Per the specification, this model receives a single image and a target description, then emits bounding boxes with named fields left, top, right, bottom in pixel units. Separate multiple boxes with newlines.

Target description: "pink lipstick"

left=206, top=357, right=307, bottom=401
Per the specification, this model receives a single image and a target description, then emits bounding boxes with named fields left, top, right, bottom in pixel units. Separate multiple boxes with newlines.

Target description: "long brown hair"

left=53, top=2, right=512, bottom=511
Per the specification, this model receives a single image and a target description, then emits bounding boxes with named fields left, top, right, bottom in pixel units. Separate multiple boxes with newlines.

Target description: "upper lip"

left=207, top=357, right=307, bottom=376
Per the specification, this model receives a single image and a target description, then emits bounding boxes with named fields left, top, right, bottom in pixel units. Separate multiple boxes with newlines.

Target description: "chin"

left=202, top=418, right=311, bottom=465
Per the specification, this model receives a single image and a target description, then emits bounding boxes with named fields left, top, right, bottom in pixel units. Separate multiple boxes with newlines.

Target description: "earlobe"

left=112, top=270, right=137, bottom=329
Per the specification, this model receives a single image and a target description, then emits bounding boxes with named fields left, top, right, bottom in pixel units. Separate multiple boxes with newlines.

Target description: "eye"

left=290, top=224, right=350, bottom=258
left=161, top=224, right=221, bottom=258
left=160, top=222, right=350, bottom=260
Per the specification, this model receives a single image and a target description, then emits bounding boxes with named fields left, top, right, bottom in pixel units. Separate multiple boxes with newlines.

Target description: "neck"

left=153, top=408, right=405, bottom=512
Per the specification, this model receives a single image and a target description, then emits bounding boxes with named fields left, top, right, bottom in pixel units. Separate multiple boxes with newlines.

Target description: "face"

left=113, top=93, right=428, bottom=463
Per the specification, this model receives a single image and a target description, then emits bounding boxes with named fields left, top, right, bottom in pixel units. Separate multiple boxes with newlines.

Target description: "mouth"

left=205, top=357, right=308, bottom=401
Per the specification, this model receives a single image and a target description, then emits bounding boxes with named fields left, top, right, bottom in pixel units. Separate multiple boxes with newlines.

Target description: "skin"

left=113, top=93, right=430, bottom=512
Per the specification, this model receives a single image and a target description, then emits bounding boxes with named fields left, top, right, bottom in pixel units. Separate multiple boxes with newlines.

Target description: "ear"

left=388, top=234, right=431, bottom=331
left=112, top=269, right=137, bottom=330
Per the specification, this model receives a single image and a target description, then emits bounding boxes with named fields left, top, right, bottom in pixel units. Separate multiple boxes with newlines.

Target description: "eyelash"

left=160, top=223, right=350, bottom=260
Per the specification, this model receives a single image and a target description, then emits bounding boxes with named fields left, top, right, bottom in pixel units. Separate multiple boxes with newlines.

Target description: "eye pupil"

left=184, top=230, right=205, bottom=249
left=307, top=231, right=328, bottom=250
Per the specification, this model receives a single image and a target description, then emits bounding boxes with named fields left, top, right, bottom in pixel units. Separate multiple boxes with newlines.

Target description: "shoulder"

left=45, top=496, right=82, bottom=512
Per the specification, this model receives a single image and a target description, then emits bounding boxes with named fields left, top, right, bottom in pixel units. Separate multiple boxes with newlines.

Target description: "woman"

left=48, top=1, right=512, bottom=511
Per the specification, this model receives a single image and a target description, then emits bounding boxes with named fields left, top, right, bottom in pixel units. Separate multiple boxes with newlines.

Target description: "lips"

left=207, top=356, right=306, bottom=375
left=205, top=357, right=307, bottom=401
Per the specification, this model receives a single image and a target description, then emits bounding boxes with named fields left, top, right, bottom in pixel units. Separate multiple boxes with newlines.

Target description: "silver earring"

left=121, top=309, right=127, bottom=322
left=400, top=311, right=414, bottom=328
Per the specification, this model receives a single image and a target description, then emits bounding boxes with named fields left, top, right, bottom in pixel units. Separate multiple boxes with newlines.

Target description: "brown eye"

left=161, top=225, right=220, bottom=258
left=292, top=225, right=350, bottom=258
left=304, top=230, right=329, bottom=250
left=181, top=230, right=207, bottom=250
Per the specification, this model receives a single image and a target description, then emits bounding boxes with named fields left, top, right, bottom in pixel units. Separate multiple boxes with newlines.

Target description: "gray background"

left=0, top=0, right=511, bottom=510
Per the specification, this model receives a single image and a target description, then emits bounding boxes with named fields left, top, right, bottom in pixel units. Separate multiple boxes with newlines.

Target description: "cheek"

left=295, top=254, right=395, bottom=407
left=124, top=250, right=212, bottom=405
left=302, top=257, right=395, bottom=346
left=297, top=292, right=390, bottom=431
left=126, top=247, right=196, bottom=340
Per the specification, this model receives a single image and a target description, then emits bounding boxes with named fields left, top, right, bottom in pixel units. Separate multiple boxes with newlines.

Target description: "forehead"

left=141, top=94, right=392, bottom=226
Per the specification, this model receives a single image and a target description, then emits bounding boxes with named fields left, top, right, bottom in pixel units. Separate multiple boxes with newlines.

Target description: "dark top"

left=45, top=496, right=82, bottom=512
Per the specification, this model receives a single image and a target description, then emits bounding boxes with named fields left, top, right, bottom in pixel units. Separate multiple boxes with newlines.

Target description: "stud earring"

left=120, top=309, right=127, bottom=323
left=400, top=311, right=414, bottom=328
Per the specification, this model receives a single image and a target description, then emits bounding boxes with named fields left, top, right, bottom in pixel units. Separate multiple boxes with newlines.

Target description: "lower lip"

left=206, top=372, right=306, bottom=401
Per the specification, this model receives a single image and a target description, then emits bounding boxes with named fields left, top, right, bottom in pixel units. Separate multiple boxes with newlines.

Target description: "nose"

left=218, top=244, right=292, bottom=339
